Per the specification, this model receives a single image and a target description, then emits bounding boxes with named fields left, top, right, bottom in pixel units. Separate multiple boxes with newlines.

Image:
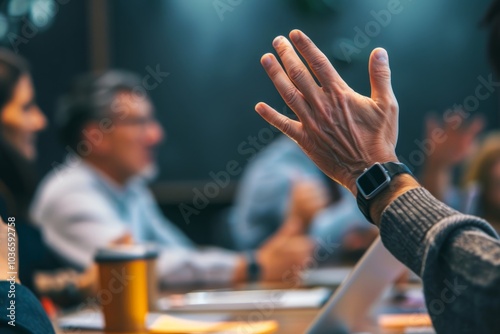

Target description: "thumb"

left=369, top=48, right=395, bottom=105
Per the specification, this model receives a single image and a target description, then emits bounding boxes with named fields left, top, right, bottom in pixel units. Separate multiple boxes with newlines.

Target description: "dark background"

left=5, top=0, right=498, bottom=246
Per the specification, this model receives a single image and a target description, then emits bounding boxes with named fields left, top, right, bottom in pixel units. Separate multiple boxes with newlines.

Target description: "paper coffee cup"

left=144, top=244, right=159, bottom=311
left=95, top=245, right=151, bottom=333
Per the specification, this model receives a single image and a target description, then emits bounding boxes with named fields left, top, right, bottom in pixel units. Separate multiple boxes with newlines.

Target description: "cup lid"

left=94, top=244, right=160, bottom=262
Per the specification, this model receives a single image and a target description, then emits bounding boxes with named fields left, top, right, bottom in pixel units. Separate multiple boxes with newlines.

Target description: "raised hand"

left=255, top=30, right=399, bottom=196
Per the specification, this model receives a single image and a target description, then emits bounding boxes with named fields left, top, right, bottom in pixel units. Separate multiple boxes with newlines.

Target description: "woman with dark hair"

left=0, top=49, right=96, bottom=305
left=0, top=49, right=54, bottom=287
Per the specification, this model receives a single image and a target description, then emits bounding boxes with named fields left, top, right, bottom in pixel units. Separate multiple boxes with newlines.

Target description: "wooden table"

left=56, top=282, right=421, bottom=334
left=168, top=308, right=319, bottom=334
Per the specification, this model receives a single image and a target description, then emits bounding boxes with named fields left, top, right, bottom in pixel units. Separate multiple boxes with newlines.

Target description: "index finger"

left=289, top=30, right=346, bottom=89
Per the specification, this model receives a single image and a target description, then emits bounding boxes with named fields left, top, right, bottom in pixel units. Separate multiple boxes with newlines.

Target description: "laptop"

left=157, top=287, right=332, bottom=311
left=306, top=236, right=407, bottom=334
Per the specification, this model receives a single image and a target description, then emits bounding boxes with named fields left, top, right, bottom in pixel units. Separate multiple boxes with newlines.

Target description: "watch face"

left=356, top=163, right=390, bottom=198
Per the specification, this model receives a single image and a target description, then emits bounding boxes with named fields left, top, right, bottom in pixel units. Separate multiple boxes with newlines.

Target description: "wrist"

left=369, top=174, right=420, bottom=226
left=244, top=251, right=262, bottom=282
left=347, top=156, right=400, bottom=196
left=233, top=252, right=263, bottom=284
left=346, top=177, right=360, bottom=197
left=232, top=256, right=248, bottom=283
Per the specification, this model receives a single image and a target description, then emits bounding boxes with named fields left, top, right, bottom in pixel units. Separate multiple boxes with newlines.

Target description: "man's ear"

left=81, top=122, right=110, bottom=155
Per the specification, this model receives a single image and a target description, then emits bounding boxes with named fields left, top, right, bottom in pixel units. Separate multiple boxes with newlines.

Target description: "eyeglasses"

left=112, top=116, right=158, bottom=128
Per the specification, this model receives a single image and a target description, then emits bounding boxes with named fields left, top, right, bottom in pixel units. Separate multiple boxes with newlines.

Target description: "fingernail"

left=273, top=36, right=284, bottom=48
left=375, top=48, right=388, bottom=62
left=261, top=54, right=273, bottom=67
left=290, top=30, right=301, bottom=43
left=255, top=103, right=265, bottom=113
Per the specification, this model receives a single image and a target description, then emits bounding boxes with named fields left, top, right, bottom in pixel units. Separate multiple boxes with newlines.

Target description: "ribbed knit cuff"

left=379, top=188, right=459, bottom=275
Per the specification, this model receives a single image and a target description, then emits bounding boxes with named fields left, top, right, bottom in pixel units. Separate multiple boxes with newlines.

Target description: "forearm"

left=423, top=227, right=500, bottom=333
left=376, top=186, right=500, bottom=333
left=369, top=174, right=421, bottom=226
left=156, top=248, right=242, bottom=286
left=232, top=256, right=248, bottom=283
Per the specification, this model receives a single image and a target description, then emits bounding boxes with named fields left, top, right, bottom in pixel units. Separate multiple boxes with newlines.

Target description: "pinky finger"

left=255, top=102, right=302, bottom=140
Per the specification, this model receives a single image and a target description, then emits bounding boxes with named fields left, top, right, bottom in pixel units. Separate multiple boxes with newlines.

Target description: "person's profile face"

left=0, top=74, right=47, bottom=160
left=103, top=91, right=164, bottom=178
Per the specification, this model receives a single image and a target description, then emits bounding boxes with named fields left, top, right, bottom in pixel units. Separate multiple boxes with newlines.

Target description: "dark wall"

left=1, top=0, right=497, bottom=246
left=3, top=0, right=495, bottom=183
left=109, top=0, right=499, bottom=184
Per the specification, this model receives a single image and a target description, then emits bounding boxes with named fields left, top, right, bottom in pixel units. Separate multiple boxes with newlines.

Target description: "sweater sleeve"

left=380, top=187, right=500, bottom=334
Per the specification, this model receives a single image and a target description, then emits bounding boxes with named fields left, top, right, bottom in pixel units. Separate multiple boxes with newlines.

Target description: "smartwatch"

left=356, top=162, right=414, bottom=224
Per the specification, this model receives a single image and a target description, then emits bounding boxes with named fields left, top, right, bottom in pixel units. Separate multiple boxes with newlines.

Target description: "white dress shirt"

left=30, top=156, right=239, bottom=286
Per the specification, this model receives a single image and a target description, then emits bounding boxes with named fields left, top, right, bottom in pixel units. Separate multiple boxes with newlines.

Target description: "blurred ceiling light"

left=8, top=0, right=31, bottom=17
left=30, top=0, right=56, bottom=29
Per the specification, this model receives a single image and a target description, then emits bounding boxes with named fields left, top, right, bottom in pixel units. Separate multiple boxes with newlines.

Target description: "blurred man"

left=30, top=71, right=313, bottom=286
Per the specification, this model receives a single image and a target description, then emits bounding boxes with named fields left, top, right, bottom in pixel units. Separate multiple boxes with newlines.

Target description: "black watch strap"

left=356, top=162, right=414, bottom=224
left=244, top=251, right=261, bottom=282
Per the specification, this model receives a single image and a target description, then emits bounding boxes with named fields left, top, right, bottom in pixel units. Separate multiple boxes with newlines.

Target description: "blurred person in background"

left=461, top=133, right=500, bottom=228
left=418, top=0, right=500, bottom=235
left=30, top=70, right=314, bottom=287
left=421, top=125, right=500, bottom=231
left=229, top=134, right=377, bottom=260
left=419, top=113, right=484, bottom=206
left=0, top=49, right=96, bottom=305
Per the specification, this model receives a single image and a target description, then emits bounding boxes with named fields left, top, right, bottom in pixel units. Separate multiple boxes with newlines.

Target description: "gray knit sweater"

left=380, top=188, right=500, bottom=333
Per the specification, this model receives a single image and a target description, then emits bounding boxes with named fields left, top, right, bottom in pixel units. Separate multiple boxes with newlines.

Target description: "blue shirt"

left=30, top=156, right=239, bottom=285
left=229, top=135, right=372, bottom=250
